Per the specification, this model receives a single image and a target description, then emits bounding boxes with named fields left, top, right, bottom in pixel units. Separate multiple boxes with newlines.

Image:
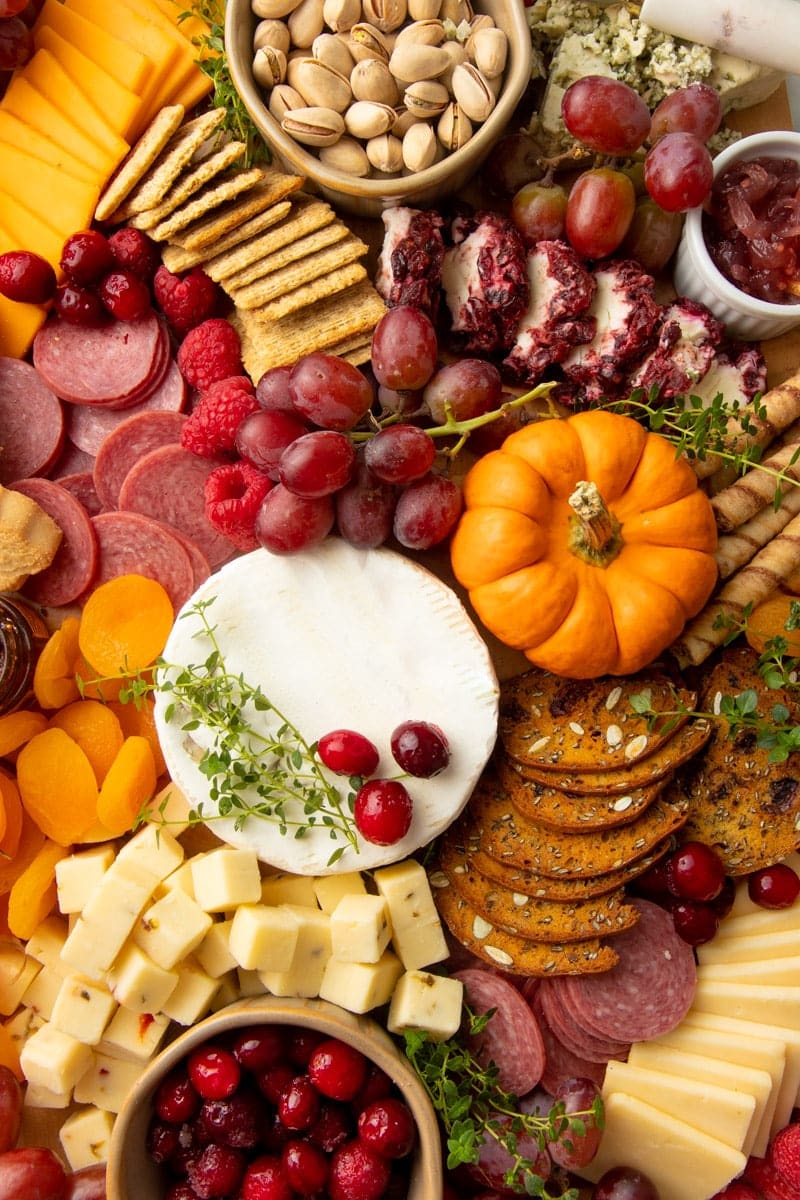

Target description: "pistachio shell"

left=312, top=31, right=355, bottom=75
left=469, top=24, right=506, bottom=76
left=288, top=55, right=353, bottom=111
left=350, top=58, right=399, bottom=105
left=403, top=78, right=449, bottom=117
left=408, top=0, right=441, bottom=17
left=388, top=41, right=450, bottom=82
left=281, top=104, right=346, bottom=145
left=437, top=100, right=472, bottom=150
left=450, top=61, right=495, bottom=121
left=366, top=132, right=404, bottom=172
left=253, top=45, right=288, bottom=88
left=252, top=0, right=303, bottom=19
left=253, top=18, right=291, bottom=54
left=438, top=38, right=468, bottom=87
left=288, top=0, right=325, bottom=46
left=362, top=0, right=408, bottom=32
left=345, top=99, right=396, bottom=138
left=391, top=105, right=419, bottom=135
left=438, top=0, right=472, bottom=21
left=348, top=21, right=391, bottom=63
left=269, top=82, right=306, bottom=121
left=319, top=135, right=371, bottom=175
left=322, top=0, right=361, bottom=32
left=402, top=120, right=438, bottom=171
left=393, top=17, right=445, bottom=46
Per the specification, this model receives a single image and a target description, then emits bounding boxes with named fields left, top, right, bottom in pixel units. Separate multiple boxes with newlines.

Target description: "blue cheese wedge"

left=154, top=543, right=499, bottom=875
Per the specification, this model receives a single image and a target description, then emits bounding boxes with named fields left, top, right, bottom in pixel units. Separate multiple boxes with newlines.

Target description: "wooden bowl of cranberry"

left=106, top=995, right=442, bottom=1200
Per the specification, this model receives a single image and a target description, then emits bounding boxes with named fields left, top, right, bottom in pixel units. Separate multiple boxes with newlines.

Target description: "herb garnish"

left=404, top=1008, right=602, bottom=1198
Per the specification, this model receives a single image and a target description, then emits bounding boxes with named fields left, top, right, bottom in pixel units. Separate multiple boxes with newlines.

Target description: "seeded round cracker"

left=128, top=140, right=248, bottom=230
left=95, top=103, right=185, bottom=222
left=177, top=171, right=305, bottom=252
left=496, top=753, right=666, bottom=831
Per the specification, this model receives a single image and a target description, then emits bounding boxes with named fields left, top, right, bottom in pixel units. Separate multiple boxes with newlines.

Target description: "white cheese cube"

left=22, top=964, right=63, bottom=1021
left=161, top=958, right=220, bottom=1026
left=3, top=1007, right=37, bottom=1055
left=133, top=889, right=213, bottom=970
left=209, top=971, right=240, bottom=1011
left=258, top=906, right=331, bottom=998
left=0, top=946, right=40, bottom=1016
left=74, top=1051, right=142, bottom=1113
left=237, top=967, right=268, bottom=997
left=25, top=916, right=69, bottom=970
left=160, top=855, right=205, bottom=899
left=140, top=781, right=191, bottom=835
left=229, top=904, right=299, bottom=972
left=61, top=860, right=158, bottom=978
left=373, top=860, right=448, bottom=971
left=195, top=919, right=238, bottom=978
left=99, top=1006, right=170, bottom=1063
left=20, top=1023, right=93, bottom=1094
left=24, top=1080, right=72, bottom=1109
left=191, top=848, right=262, bottom=911
left=319, top=950, right=404, bottom=1013
left=313, top=871, right=367, bottom=914
left=115, top=823, right=184, bottom=881
left=387, top=970, right=463, bottom=1041
left=59, top=1105, right=115, bottom=1170
left=261, top=872, right=318, bottom=908
left=330, top=894, right=391, bottom=964
left=55, top=846, right=116, bottom=914
left=50, top=975, right=117, bottom=1045
left=108, top=944, right=178, bottom=1014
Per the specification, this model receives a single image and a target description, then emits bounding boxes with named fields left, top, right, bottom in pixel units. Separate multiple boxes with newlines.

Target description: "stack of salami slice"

left=433, top=668, right=712, bottom=977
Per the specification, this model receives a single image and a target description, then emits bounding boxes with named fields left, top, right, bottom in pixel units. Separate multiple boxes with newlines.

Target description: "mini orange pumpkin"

left=450, top=410, right=719, bottom=678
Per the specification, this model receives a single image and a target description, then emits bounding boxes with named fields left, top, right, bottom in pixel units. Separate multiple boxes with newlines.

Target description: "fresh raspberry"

left=177, top=318, right=244, bottom=390
left=108, top=227, right=161, bottom=283
left=771, top=1125, right=800, bottom=1193
left=154, top=265, right=221, bottom=335
left=745, top=1156, right=800, bottom=1200
left=182, top=376, right=259, bottom=459
left=205, top=460, right=271, bottom=550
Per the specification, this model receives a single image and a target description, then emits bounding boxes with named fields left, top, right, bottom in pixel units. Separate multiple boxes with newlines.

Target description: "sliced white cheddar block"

left=55, top=845, right=116, bottom=914
left=59, top=1105, right=115, bottom=1171
left=229, top=904, right=299, bottom=972
left=697, top=928, right=800, bottom=965
left=154, top=544, right=499, bottom=874
left=626, top=1042, right=774, bottom=1157
left=698, top=955, right=800, bottom=984
left=681, top=1009, right=800, bottom=1138
left=260, top=873, right=318, bottom=908
left=603, top=1059, right=755, bottom=1150
left=577, top=1092, right=747, bottom=1200
left=713, top=905, right=800, bottom=941
left=319, top=949, right=404, bottom=1013
left=387, top=970, right=463, bottom=1041
left=690, top=979, right=800, bottom=1030
left=313, top=871, right=367, bottom=914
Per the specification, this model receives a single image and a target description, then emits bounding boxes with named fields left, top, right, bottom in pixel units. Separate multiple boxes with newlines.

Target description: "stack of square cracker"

left=95, top=106, right=386, bottom=381
left=432, top=668, right=713, bottom=976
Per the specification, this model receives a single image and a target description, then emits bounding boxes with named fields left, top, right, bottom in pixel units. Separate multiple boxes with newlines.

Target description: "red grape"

left=376, top=385, right=422, bottom=416
left=370, top=305, right=438, bottom=392
left=254, top=484, right=335, bottom=553
left=335, top=459, right=396, bottom=549
left=0, top=0, right=28, bottom=15
left=620, top=197, right=683, bottom=273
left=363, top=425, right=435, bottom=485
left=594, top=1166, right=659, bottom=1200
left=236, top=409, right=309, bottom=479
left=467, top=1115, right=552, bottom=1192
left=565, top=168, right=636, bottom=259
left=644, top=131, right=713, bottom=212
left=64, top=1165, right=107, bottom=1200
left=0, top=17, right=32, bottom=68
left=0, top=1069, right=21, bottom=1154
left=255, top=365, right=297, bottom=414
left=392, top=474, right=462, bottom=550
left=649, top=83, right=722, bottom=143
left=0, top=1147, right=68, bottom=1200
left=0, top=250, right=56, bottom=304
left=278, top=430, right=356, bottom=498
left=422, top=359, right=503, bottom=425
left=562, top=75, right=651, bottom=156
left=511, top=181, right=569, bottom=246
left=289, top=354, right=373, bottom=431
left=548, top=1077, right=602, bottom=1169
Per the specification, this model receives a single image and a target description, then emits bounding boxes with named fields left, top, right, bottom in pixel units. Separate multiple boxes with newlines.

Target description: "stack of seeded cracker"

left=95, top=106, right=386, bottom=379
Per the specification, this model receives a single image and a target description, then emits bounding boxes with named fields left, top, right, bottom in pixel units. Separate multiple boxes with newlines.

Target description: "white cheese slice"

left=697, top=928, right=800, bottom=965
left=154, top=543, right=499, bottom=874
left=713, top=905, right=800, bottom=940
left=691, top=979, right=800, bottom=1029
left=698, top=955, right=800, bottom=984
left=639, top=0, right=798, bottom=76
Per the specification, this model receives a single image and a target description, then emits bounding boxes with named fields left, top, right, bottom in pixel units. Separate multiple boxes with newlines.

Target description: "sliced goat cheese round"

left=154, top=541, right=499, bottom=874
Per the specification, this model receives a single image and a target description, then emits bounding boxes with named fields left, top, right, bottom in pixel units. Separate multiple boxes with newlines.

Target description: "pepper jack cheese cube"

left=132, top=888, right=213, bottom=970
left=387, top=970, right=463, bottom=1042
left=61, top=860, right=158, bottom=978
left=258, top=906, right=331, bottom=998
left=50, top=974, right=117, bottom=1045
left=20, top=1023, right=93, bottom=1094
left=191, top=848, right=262, bottom=912
left=319, top=949, right=404, bottom=1013
left=25, top=916, right=70, bottom=970
left=237, top=967, right=268, bottom=997
left=373, top=861, right=448, bottom=971
left=99, top=1005, right=170, bottom=1063
left=22, top=963, right=63, bottom=1021
left=73, top=1051, right=142, bottom=1113
left=24, top=1080, right=72, bottom=1110
left=195, top=919, right=238, bottom=979
left=330, top=894, right=391, bottom=964
left=59, top=1105, right=115, bottom=1171
left=107, top=943, right=178, bottom=1014
left=55, top=845, right=116, bottom=914
left=313, top=871, right=367, bottom=914
left=160, top=958, right=220, bottom=1026
left=229, top=904, right=299, bottom=972
left=260, top=872, right=318, bottom=908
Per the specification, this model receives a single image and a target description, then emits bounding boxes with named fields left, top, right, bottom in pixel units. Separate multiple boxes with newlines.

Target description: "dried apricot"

left=746, top=594, right=800, bottom=656
left=7, top=837, right=69, bottom=940
left=78, top=574, right=173, bottom=678
left=0, top=773, right=23, bottom=860
left=49, top=700, right=124, bottom=786
left=0, top=810, right=45, bottom=898
left=33, top=616, right=81, bottom=710
left=0, top=711, right=48, bottom=759
left=109, top=695, right=167, bottom=776
left=16, top=728, right=99, bottom=846
left=97, top=735, right=157, bottom=837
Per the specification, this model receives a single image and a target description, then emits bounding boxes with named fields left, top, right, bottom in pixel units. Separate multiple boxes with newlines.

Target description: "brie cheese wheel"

left=154, top=541, right=499, bottom=874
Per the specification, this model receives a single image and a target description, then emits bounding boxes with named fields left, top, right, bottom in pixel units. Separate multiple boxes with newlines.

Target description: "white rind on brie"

left=154, top=542, right=499, bottom=875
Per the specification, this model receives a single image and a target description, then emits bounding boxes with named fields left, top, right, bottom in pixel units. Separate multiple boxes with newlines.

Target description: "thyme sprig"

left=405, top=1008, right=602, bottom=1198
left=100, top=598, right=361, bottom=865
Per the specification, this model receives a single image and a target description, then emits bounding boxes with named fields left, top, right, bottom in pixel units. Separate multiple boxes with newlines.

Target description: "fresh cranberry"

left=288, top=1029, right=325, bottom=1068
left=630, top=857, right=672, bottom=899
left=188, top=1045, right=241, bottom=1100
left=670, top=899, right=719, bottom=946
left=164, top=1184, right=198, bottom=1200
left=665, top=841, right=726, bottom=902
left=329, top=1138, right=392, bottom=1200
left=278, top=1075, right=321, bottom=1131
left=53, top=283, right=105, bottom=325
left=0, top=249, right=56, bottom=303
left=748, top=863, right=800, bottom=909
left=234, top=1026, right=287, bottom=1073
left=390, top=720, right=450, bottom=777
left=186, top=1143, right=247, bottom=1199
left=146, top=1118, right=181, bottom=1163
left=355, top=1064, right=394, bottom=1111
left=240, top=1154, right=294, bottom=1200
left=170, top=1123, right=203, bottom=1173
left=354, top=779, right=413, bottom=846
left=308, top=1039, right=369, bottom=1102
left=197, top=1089, right=268, bottom=1148
left=108, top=226, right=161, bottom=282
left=99, top=269, right=152, bottom=321
left=358, top=1098, right=417, bottom=1159
left=155, top=1069, right=201, bottom=1123
left=263, top=1111, right=292, bottom=1154
left=308, top=1101, right=354, bottom=1153
left=283, top=1139, right=330, bottom=1195
left=257, top=1063, right=296, bottom=1105
left=60, top=230, right=114, bottom=285
left=318, top=729, right=380, bottom=777
left=710, top=875, right=736, bottom=919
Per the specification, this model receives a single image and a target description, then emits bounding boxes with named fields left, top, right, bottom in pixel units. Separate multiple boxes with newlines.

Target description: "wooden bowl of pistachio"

left=224, top=0, right=532, bottom=217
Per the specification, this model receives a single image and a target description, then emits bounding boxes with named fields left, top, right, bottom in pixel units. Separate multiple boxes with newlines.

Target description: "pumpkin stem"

left=567, top=480, right=622, bottom=567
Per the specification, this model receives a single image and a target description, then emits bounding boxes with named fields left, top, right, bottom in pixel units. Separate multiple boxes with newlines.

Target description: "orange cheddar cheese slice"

left=113, top=0, right=212, bottom=116
left=151, top=0, right=212, bottom=45
left=23, top=50, right=130, bottom=166
left=0, top=192, right=65, bottom=268
left=0, top=222, right=48, bottom=359
left=0, top=75, right=115, bottom=179
left=34, top=0, right=153, bottom=96
left=33, top=27, right=141, bottom=143
left=0, top=147, right=101, bottom=242
left=0, top=113, right=97, bottom=186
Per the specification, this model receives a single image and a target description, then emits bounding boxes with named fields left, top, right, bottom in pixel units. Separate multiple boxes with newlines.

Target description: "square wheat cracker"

left=94, top=104, right=185, bottom=222
left=116, top=109, right=227, bottom=217
left=160, top=202, right=294, bottom=273
left=178, top=171, right=305, bottom=251
left=248, top=261, right=369, bottom=324
left=230, top=235, right=368, bottom=310
left=204, top=198, right=336, bottom=283
left=222, top=222, right=349, bottom=293
left=128, top=141, right=247, bottom=230
left=149, top=168, right=266, bottom=242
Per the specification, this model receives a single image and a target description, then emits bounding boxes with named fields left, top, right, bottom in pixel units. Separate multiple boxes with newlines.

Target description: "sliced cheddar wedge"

left=1, top=74, right=116, bottom=178
left=0, top=147, right=101, bottom=241
left=34, top=0, right=153, bottom=95
left=0, top=113, right=96, bottom=186
left=0, top=222, right=48, bottom=358
left=22, top=50, right=129, bottom=166
left=33, top=26, right=141, bottom=143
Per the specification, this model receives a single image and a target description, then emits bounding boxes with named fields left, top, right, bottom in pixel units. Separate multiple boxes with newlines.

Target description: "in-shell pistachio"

left=253, top=17, right=291, bottom=54
left=391, top=105, right=418, bottom=136
left=393, top=16, right=445, bottom=46
left=281, top=104, right=345, bottom=145
left=312, top=30, right=355, bottom=74
left=408, top=0, right=441, bottom=17
left=288, top=0, right=325, bottom=47
left=288, top=55, right=353, bottom=111
left=348, top=21, right=391, bottom=62
left=403, top=78, right=449, bottom=118
left=252, top=0, right=303, bottom=19
left=402, top=120, right=438, bottom=170
left=471, top=28, right=507, bottom=78
left=253, top=45, right=288, bottom=88
left=362, top=0, right=408, bottom=32
left=451, top=61, right=495, bottom=121
left=437, top=100, right=472, bottom=150
left=350, top=58, right=399, bottom=105
left=388, top=41, right=450, bottom=82
left=438, top=37, right=468, bottom=86
left=268, top=82, right=306, bottom=121
left=322, top=0, right=361, bottom=31
left=345, top=99, right=396, bottom=138
left=438, top=0, right=472, bottom=22
left=319, top=135, right=371, bottom=175
left=366, top=132, right=404, bottom=172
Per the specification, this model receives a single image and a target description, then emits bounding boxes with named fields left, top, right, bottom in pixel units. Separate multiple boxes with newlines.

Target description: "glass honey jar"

left=0, top=596, right=49, bottom=717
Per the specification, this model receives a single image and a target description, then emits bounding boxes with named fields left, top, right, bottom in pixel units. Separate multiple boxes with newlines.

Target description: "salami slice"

left=101, top=325, right=171, bottom=411
left=57, top=472, right=104, bottom=517
left=32, top=313, right=166, bottom=407
left=537, top=979, right=628, bottom=1064
left=11, top=478, right=98, bottom=606
left=452, top=967, right=545, bottom=1097
left=93, top=409, right=187, bottom=509
left=51, top=441, right=96, bottom=478
left=117, top=444, right=238, bottom=569
left=89, top=511, right=196, bottom=613
left=527, top=987, right=606, bottom=1094
left=165, top=527, right=211, bottom=590
left=559, top=898, right=696, bottom=1044
left=0, top=358, right=65, bottom=484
